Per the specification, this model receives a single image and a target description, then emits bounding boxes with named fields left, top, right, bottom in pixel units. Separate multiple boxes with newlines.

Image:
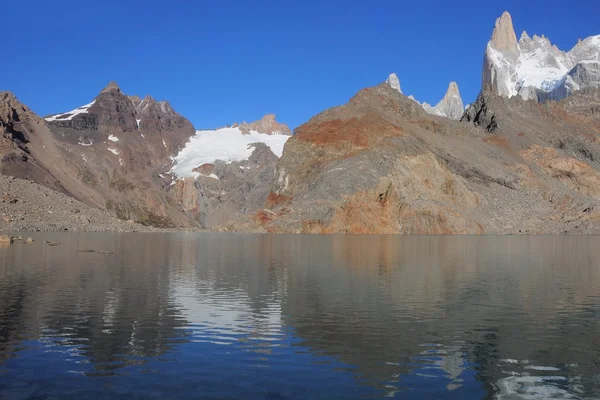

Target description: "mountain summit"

left=482, top=11, right=600, bottom=101
left=421, top=82, right=464, bottom=120
left=490, top=11, right=518, bottom=53
left=385, top=73, right=402, bottom=94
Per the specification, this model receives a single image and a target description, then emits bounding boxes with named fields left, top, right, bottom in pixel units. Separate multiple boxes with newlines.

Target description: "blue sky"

left=3, top=1, right=599, bottom=130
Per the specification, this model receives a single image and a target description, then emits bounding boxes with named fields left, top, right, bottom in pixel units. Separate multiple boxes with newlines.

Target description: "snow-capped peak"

left=483, top=11, right=600, bottom=101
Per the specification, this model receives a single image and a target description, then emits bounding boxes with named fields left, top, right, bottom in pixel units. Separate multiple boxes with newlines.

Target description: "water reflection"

left=0, top=234, right=599, bottom=399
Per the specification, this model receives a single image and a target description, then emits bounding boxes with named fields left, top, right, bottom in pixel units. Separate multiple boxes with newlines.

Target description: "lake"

left=0, top=233, right=599, bottom=399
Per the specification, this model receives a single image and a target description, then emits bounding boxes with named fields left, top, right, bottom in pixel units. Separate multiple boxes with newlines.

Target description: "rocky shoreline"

left=0, top=175, right=158, bottom=233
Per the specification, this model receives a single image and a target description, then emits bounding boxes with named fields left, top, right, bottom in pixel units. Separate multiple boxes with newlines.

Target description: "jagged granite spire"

left=490, top=11, right=518, bottom=53
left=434, top=82, right=464, bottom=120
left=481, top=11, right=600, bottom=102
left=418, top=82, right=464, bottom=121
left=386, top=73, right=402, bottom=94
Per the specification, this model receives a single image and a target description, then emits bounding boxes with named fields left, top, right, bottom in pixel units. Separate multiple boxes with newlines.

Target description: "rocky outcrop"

left=386, top=73, right=402, bottom=94
left=171, top=143, right=280, bottom=228
left=461, top=87, right=498, bottom=132
left=482, top=11, right=600, bottom=102
left=233, top=114, right=291, bottom=135
left=0, top=92, right=71, bottom=194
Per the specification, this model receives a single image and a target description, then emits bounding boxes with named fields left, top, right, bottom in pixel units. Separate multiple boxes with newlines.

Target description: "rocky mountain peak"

left=426, top=82, right=464, bottom=120
left=385, top=73, right=402, bottom=94
left=101, top=81, right=121, bottom=94
left=234, top=114, right=292, bottom=135
left=1, top=91, right=39, bottom=125
left=403, top=79, right=464, bottom=121
left=446, top=82, right=460, bottom=97
left=490, top=11, right=518, bottom=53
left=482, top=12, right=600, bottom=102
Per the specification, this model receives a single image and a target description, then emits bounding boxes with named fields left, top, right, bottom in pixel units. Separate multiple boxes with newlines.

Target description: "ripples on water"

left=0, top=234, right=599, bottom=399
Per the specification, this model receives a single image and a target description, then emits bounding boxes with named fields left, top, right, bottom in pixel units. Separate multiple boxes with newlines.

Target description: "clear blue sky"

left=3, top=1, right=598, bottom=130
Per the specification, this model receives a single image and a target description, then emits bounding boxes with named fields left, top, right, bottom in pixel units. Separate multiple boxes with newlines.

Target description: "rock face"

left=2, top=84, right=197, bottom=227
left=233, top=114, right=292, bottom=135
left=421, top=82, right=465, bottom=120
left=221, top=81, right=600, bottom=234
left=482, top=11, right=600, bottom=101
left=173, top=143, right=280, bottom=228
left=386, top=73, right=402, bottom=94
left=0, top=92, right=71, bottom=194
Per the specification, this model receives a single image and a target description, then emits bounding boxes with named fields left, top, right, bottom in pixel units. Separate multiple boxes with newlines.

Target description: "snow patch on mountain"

left=171, top=127, right=290, bottom=178
left=44, top=101, right=95, bottom=122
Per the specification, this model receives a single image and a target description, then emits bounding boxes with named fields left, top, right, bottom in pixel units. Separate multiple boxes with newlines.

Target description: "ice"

left=170, top=127, right=290, bottom=178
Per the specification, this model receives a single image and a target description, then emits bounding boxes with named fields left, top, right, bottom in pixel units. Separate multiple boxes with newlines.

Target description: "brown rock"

left=234, top=114, right=292, bottom=135
left=0, top=235, right=13, bottom=243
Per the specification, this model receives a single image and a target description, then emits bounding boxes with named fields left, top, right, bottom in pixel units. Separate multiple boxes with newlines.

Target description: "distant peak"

left=101, top=81, right=121, bottom=93
left=520, top=30, right=531, bottom=41
left=490, top=11, right=518, bottom=53
left=234, top=114, right=291, bottom=135
left=446, top=81, right=460, bottom=96
left=385, top=73, right=402, bottom=94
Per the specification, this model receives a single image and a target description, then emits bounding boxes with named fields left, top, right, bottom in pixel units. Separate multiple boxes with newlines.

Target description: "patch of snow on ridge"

left=108, top=134, right=119, bottom=142
left=171, top=127, right=290, bottom=178
left=45, top=101, right=96, bottom=122
left=108, top=148, right=120, bottom=155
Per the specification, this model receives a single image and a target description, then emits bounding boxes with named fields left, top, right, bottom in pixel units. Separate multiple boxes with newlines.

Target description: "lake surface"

left=0, top=234, right=599, bottom=399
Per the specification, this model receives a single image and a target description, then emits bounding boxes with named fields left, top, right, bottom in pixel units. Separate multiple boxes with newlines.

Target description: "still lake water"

left=0, top=233, right=599, bottom=399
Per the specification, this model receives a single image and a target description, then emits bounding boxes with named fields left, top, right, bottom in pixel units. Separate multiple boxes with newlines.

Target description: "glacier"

left=170, top=127, right=290, bottom=179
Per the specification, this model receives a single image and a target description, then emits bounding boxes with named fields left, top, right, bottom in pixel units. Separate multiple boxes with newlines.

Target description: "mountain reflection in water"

left=0, top=233, right=599, bottom=399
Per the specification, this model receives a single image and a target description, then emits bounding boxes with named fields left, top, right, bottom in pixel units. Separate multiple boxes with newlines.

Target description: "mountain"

left=1, top=84, right=294, bottom=230
left=222, top=81, right=600, bottom=234
left=483, top=11, right=600, bottom=101
left=0, top=84, right=197, bottom=227
left=232, top=114, right=292, bottom=135
left=386, top=75, right=465, bottom=120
